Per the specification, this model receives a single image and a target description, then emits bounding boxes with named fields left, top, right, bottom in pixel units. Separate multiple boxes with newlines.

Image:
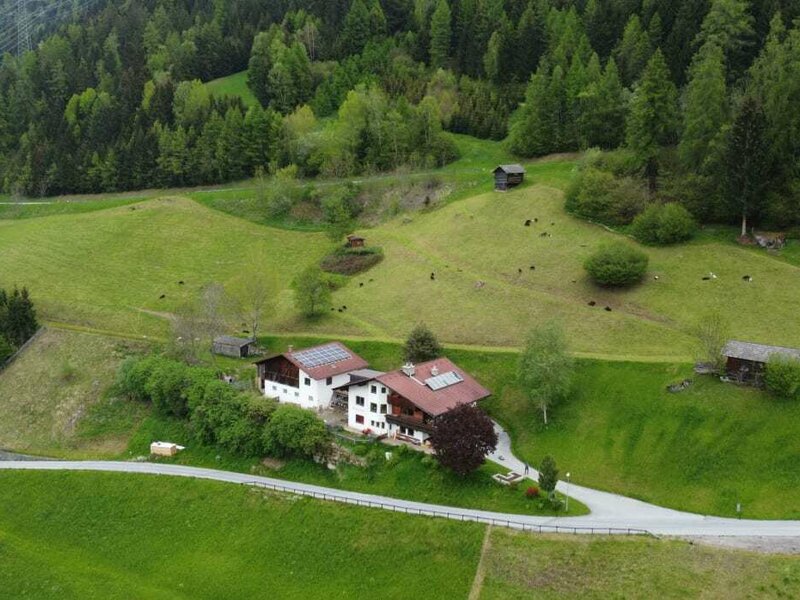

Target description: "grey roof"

left=722, top=340, right=800, bottom=363
left=494, top=164, right=526, bottom=174
left=333, top=368, right=386, bottom=390
left=213, top=336, right=255, bottom=347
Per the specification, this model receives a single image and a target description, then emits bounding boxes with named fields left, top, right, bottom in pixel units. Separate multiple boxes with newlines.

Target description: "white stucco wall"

left=264, top=369, right=353, bottom=410
left=347, top=380, right=390, bottom=432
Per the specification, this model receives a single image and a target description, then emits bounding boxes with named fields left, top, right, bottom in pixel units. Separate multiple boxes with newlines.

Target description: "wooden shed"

left=493, top=164, right=526, bottom=191
left=346, top=235, right=365, bottom=248
left=212, top=336, right=257, bottom=358
left=722, top=340, right=800, bottom=385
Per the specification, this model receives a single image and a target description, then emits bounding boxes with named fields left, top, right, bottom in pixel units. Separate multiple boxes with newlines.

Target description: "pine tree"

left=429, top=0, right=452, bottom=69
left=339, top=0, right=373, bottom=57
left=515, top=0, right=548, bottom=79
left=614, top=15, right=653, bottom=85
left=508, top=68, right=556, bottom=157
left=680, top=43, right=729, bottom=172
left=695, top=0, right=755, bottom=82
left=725, top=97, right=772, bottom=236
left=625, top=49, right=679, bottom=192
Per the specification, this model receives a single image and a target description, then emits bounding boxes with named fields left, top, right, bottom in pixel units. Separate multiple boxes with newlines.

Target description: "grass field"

left=1, top=471, right=797, bottom=599
left=479, top=529, right=800, bottom=599
left=0, top=471, right=484, bottom=599
left=204, top=71, right=259, bottom=107
left=0, top=329, right=146, bottom=457
left=0, top=197, right=146, bottom=220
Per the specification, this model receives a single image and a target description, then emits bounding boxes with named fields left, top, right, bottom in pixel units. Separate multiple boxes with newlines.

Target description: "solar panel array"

left=292, top=344, right=352, bottom=369
left=425, top=370, right=464, bottom=391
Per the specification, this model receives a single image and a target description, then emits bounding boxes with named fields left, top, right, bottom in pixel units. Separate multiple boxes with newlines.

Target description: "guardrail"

left=241, top=479, right=654, bottom=537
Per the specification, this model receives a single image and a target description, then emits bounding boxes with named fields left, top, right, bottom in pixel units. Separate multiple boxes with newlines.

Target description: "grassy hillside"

left=335, top=182, right=800, bottom=357
left=479, top=530, right=800, bottom=599
left=0, top=471, right=484, bottom=599
left=4, top=163, right=800, bottom=357
left=0, top=329, right=146, bottom=457
left=204, top=71, right=258, bottom=107
left=1, top=471, right=797, bottom=599
left=0, top=197, right=339, bottom=338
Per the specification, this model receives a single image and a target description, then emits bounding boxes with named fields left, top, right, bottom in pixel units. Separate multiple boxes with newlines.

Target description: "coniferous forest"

left=2, top=0, right=800, bottom=229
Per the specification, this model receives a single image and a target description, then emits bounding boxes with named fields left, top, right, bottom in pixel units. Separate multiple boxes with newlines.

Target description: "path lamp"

left=565, top=472, right=571, bottom=513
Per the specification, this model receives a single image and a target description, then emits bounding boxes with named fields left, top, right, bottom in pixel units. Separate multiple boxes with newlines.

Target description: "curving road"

left=1, top=456, right=799, bottom=539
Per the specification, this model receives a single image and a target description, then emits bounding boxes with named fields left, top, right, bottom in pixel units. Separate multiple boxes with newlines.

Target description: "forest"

left=1, top=0, right=800, bottom=228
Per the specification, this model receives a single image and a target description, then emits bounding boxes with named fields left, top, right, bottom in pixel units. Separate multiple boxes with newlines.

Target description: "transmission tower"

left=16, top=0, right=31, bottom=55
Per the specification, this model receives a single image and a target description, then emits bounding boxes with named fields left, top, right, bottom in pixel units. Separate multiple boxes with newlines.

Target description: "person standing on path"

left=524, top=462, right=530, bottom=476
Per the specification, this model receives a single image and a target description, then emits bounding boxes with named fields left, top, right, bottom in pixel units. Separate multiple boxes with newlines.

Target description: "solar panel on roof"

left=292, top=344, right=352, bottom=368
left=425, top=371, right=463, bottom=391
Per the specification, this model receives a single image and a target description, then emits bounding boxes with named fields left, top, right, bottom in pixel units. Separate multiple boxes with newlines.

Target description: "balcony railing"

left=261, top=371, right=299, bottom=388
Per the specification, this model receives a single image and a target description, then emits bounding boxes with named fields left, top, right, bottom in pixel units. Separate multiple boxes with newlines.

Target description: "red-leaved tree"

left=429, top=404, right=498, bottom=476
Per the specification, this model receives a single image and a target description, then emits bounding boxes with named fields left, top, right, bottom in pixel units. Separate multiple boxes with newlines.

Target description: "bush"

left=262, top=404, right=331, bottom=458
left=565, top=167, right=647, bottom=226
left=584, top=242, right=649, bottom=287
left=631, top=203, right=697, bottom=245
left=403, top=323, right=443, bottom=364
left=525, top=486, right=540, bottom=499
left=765, top=356, right=800, bottom=401
left=320, top=246, right=384, bottom=275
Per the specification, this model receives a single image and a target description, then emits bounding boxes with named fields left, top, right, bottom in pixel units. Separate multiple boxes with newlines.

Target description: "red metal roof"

left=257, top=342, right=368, bottom=380
left=377, top=357, right=491, bottom=417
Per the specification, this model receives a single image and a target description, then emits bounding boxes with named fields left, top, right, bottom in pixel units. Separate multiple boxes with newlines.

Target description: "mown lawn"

left=125, top=412, right=588, bottom=517
left=0, top=197, right=145, bottom=220
left=0, top=328, right=146, bottom=457
left=0, top=471, right=484, bottom=599
left=479, top=530, right=800, bottom=599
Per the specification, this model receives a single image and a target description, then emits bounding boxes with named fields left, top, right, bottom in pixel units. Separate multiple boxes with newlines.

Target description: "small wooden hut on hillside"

left=721, top=340, right=800, bottom=385
left=493, top=164, right=526, bottom=191
left=212, top=336, right=257, bottom=358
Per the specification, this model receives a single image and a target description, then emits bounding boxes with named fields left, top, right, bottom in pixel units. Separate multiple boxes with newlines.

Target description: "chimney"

left=402, top=362, right=415, bottom=377
left=430, top=365, right=439, bottom=377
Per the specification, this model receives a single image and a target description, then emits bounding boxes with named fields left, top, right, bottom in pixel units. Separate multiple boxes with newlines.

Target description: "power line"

left=0, top=0, right=100, bottom=55
left=17, top=0, right=31, bottom=55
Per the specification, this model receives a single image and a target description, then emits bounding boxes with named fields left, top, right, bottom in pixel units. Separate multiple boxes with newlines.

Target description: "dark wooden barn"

left=493, top=164, right=526, bottom=191
left=212, top=336, right=257, bottom=358
left=346, top=235, right=365, bottom=248
left=721, top=340, right=800, bottom=385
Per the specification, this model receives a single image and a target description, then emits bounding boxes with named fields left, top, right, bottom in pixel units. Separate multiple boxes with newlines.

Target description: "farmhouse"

left=212, top=336, right=257, bottom=358
left=338, top=357, right=491, bottom=445
left=255, top=342, right=369, bottom=410
left=722, top=340, right=800, bottom=385
left=493, top=164, right=526, bottom=191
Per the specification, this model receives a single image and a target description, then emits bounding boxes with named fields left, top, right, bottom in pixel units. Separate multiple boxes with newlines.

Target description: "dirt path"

left=468, top=525, right=494, bottom=600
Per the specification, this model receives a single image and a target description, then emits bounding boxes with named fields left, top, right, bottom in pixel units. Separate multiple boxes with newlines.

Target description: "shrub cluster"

left=565, top=167, right=647, bottom=226
left=765, top=356, right=800, bottom=401
left=320, top=246, right=384, bottom=275
left=631, top=203, right=697, bottom=245
left=117, top=355, right=330, bottom=458
left=584, top=242, right=649, bottom=287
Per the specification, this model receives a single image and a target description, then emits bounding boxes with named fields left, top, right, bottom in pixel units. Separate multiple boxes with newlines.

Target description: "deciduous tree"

left=518, top=322, right=574, bottom=425
left=429, top=404, right=498, bottom=476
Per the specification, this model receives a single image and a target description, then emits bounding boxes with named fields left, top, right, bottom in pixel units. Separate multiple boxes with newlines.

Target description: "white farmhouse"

left=338, top=357, right=491, bottom=445
left=255, top=342, right=369, bottom=410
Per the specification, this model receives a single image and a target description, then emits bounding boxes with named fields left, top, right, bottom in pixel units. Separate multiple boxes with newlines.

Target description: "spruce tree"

left=725, top=97, right=771, bottom=236
left=508, top=68, right=556, bottom=157
left=679, top=42, right=729, bottom=172
left=614, top=15, right=653, bottom=85
left=625, top=49, right=679, bottom=192
left=403, top=323, right=443, bottom=364
left=429, top=0, right=452, bottom=69
left=339, top=0, right=373, bottom=57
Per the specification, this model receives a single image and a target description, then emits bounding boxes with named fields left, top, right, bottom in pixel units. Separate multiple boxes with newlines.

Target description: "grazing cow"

left=518, top=268, right=523, bottom=274
left=524, top=219, right=531, bottom=227
left=430, top=272, right=436, bottom=280
left=529, top=265, right=536, bottom=270
left=605, top=306, right=612, bottom=311
left=742, top=275, right=753, bottom=282
left=588, top=301, right=596, bottom=306
left=159, top=294, right=166, bottom=299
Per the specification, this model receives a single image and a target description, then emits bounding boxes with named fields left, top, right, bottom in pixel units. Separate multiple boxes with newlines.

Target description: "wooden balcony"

left=386, top=413, right=434, bottom=434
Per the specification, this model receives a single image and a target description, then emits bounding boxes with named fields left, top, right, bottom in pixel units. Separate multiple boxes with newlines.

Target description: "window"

left=403, top=407, right=414, bottom=416
left=356, top=396, right=365, bottom=407
left=272, top=385, right=277, bottom=391
left=355, top=415, right=364, bottom=425
left=308, top=395, right=313, bottom=402
left=304, top=377, right=311, bottom=386
left=381, top=387, right=386, bottom=394
left=407, top=428, right=415, bottom=436
left=380, top=404, right=387, bottom=414
left=370, top=403, right=377, bottom=413
left=371, top=385, right=377, bottom=394
left=294, top=391, right=299, bottom=397
left=326, top=376, right=332, bottom=385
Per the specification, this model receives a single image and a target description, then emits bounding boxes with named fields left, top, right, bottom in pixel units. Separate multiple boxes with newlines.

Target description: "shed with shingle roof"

left=493, top=164, right=526, bottom=191
left=722, top=340, right=800, bottom=385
